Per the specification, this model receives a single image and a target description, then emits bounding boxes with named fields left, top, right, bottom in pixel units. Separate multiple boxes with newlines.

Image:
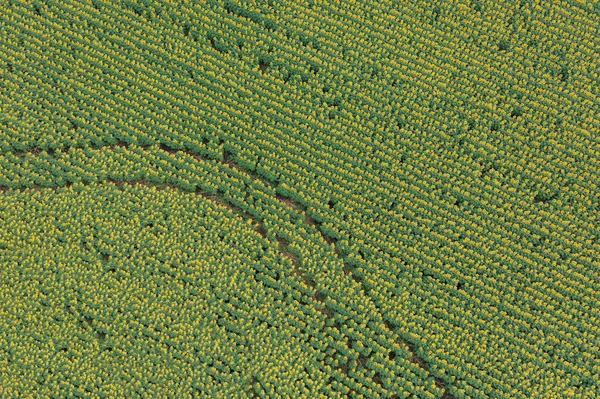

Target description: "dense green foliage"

left=0, top=184, right=319, bottom=398
left=0, top=0, right=599, bottom=398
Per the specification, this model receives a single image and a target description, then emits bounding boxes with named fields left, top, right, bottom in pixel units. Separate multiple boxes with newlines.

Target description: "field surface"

left=0, top=0, right=599, bottom=398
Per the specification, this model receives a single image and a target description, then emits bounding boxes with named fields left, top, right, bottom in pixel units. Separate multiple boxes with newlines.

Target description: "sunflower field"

left=0, top=0, right=599, bottom=398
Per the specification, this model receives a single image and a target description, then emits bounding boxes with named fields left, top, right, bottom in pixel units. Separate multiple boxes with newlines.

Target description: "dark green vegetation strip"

left=0, top=143, right=448, bottom=398
left=0, top=0, right=599, bottom=398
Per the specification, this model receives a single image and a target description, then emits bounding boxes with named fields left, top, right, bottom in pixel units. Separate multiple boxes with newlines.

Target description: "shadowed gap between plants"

left=0, top=140, right=456, bottom=399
